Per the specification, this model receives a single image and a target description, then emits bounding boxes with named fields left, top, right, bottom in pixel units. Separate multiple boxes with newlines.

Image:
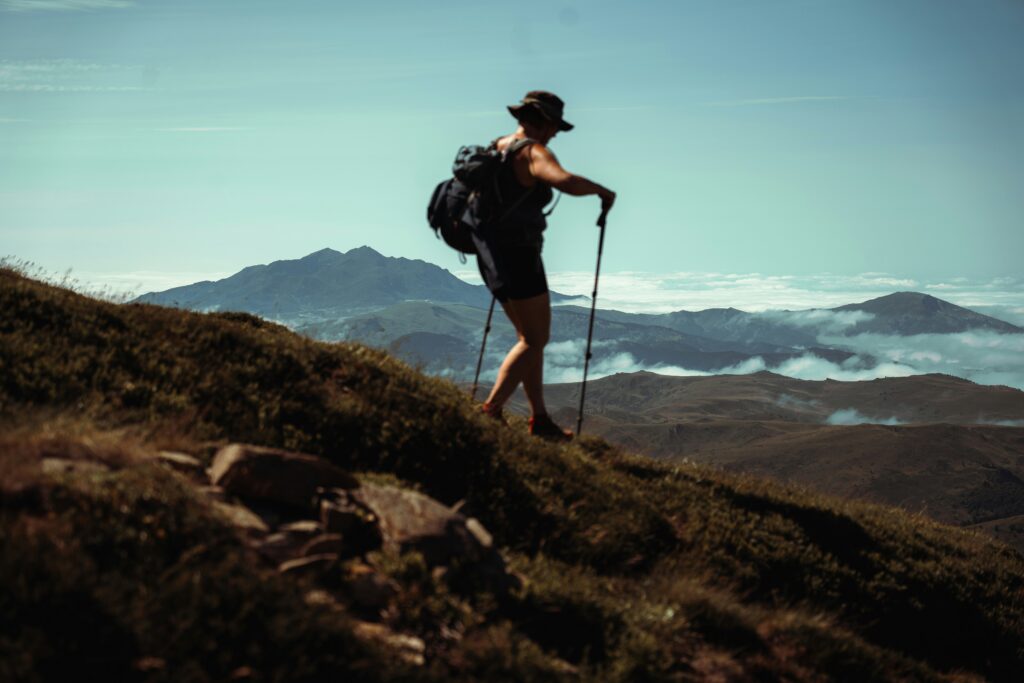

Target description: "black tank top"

left=491, top=138, right=554, bottom=247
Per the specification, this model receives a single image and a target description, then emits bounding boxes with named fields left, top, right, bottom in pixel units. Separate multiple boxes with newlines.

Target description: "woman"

left=475, top=90, right=616, bottom=440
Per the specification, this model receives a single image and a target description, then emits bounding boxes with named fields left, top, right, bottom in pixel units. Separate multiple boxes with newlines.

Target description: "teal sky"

left=2, top=0, right=1023, bottom=288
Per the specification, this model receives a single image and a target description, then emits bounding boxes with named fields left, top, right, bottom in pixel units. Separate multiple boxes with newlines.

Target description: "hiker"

left=476, top=90, right=615, bottom=440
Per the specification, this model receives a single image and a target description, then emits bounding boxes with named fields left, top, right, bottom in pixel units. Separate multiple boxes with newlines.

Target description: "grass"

left=2, top=265, right=1023, bottom=681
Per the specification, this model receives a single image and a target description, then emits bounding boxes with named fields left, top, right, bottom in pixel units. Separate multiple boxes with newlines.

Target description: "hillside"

left=3, top=267, right=1024, bottom=681
left=531, top=372, right=1024, bottom=549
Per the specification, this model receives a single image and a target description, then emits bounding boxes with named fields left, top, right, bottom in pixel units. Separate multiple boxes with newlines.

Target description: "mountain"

left=134, top=246, right=575, bottom=323
left=834, top=291, right=1023, bottom=335
left=559, top=291, right=1022, bottom=349
left=297, top=300, right=855, bottom=379
left=5, top=264, right=1024, bottom=681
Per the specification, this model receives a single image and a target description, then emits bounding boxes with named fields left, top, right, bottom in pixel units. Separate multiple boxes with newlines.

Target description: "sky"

left=2, top=0, right=1023, bottom=302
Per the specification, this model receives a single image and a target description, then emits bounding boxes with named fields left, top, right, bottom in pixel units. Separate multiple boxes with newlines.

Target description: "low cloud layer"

left=826, top=409, right=904, bottom=426
left=819, top=330, right=1024, bottom=390
left=512, top=329, right=1024, bottom=392
left=761, top=309, right=874, bottom=333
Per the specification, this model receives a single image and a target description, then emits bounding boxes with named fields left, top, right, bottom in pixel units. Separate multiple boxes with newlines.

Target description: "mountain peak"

left=299, top=248, right=343, bottom=264
left=833, top=291, right=1022, bottom=334
left=344, top=245, right=385, bottom=259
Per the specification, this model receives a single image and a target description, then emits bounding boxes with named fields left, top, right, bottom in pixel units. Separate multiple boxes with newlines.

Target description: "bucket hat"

left=507, top=90, right=574, bottom=132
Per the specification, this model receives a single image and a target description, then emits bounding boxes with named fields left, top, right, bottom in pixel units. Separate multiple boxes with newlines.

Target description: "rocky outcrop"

left=167, top=442, right=516, bottom=667
left=208, top=443, right=358, bottom=509
left=322, top=483, right=501, bottom=569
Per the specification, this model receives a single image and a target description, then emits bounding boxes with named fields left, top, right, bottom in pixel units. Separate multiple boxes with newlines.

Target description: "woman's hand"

left=597, top=188, right=615, bottom=227
left=599, top=188, right=616, bottom=212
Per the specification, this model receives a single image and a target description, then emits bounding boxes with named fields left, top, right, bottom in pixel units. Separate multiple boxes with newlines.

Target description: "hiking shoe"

left=529, top=414, right=573, bottom=441
left=481, top=402, right=507, bottom=425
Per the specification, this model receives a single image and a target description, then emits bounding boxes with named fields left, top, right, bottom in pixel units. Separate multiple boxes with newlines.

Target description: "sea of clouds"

left=527, top=272, right=1024, bottom=391
left=527, top=329, right=1024, bottom=391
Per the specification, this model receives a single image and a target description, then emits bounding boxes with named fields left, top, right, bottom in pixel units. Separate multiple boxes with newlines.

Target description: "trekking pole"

left=577, top=207, right=610, bottom=436
left=470, top=296, right=497, bottom=402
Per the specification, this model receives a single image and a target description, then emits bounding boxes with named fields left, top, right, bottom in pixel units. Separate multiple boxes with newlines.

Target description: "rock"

left=346, top=483, right=500, bottom=567
left=279, top=520, right=322, bottom=534
left=198, top=485, right=228, bottom=502
left=351, top=621, right=425, bottom=667
left=210, top=500, right=270, bottom=535
left=209, top=444, right=358, bottom=509
left=154, top=450, right=205, bottom=477
left=465, top=517, right=493, bottom=549
left=278, top=553, right=338, bottom=578
left=253, top=525, right=323, bottom=564
left=303, top=589, right=342, bottom=610
left=301, top=533, right=346, bottom=557
left=320, top=492, right=383, bottom=556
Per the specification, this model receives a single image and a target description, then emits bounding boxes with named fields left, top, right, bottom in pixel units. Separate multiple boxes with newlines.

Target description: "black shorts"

left=474, top=242, right=549, bottom=303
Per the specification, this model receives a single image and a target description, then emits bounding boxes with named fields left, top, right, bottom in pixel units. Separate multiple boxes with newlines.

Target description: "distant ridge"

left=135, top=246, right=576, bottom=322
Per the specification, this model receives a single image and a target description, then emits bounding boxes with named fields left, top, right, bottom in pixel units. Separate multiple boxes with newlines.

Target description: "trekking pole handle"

left=597, top=206, right=610, bottom=228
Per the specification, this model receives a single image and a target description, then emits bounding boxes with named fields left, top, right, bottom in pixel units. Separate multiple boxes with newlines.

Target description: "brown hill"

left=539, top=370, right=1024, bottom=425
left=526, top=372, right=1024, bottom=550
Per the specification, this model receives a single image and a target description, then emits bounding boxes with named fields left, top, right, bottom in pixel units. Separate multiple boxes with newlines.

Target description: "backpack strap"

left=502, top=136, right=537, bottom=161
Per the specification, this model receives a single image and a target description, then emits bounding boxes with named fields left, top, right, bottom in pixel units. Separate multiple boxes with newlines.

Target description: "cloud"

left=537, top=271, right=929, bottom=313
left=775, top=393, right=821, bottom=411
left=154, top=127, right=254, bottom=133
left=453, top=270, right=1022, bottom=320
left=0, top=59, right=146, bottom=92
left=762, top=309, right=874, bottom=333
left=1, top=0, right=133, bottom=11
left=826, top=408, right=904, bottom=426
left=975, top=418, right=1024, bottom=427
left=820, top=330, right=1024, bottom=390
left=533, top=341, right=925, bottom=388
left=700, top=96, right=857, bottom=107
left=75, top=269, right=233, bottom=294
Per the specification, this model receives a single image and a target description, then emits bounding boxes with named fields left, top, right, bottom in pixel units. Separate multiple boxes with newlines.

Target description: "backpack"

left=427, top=138, right=540, bottom=259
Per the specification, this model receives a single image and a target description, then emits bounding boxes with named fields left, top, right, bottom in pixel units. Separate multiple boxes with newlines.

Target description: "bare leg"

left=484, top=292, right=551, bottom=417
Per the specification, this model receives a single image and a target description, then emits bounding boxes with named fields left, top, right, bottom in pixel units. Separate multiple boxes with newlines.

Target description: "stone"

left=210, top=500, right=270, bottom=535
left=347, top=483, right=499, bottom=567
left=154, top=450, right=205, bottom=476
left=253, top=525, right=322, bottom=564
left=351, top=621, right=425, bottom=667
left=209, top=443, right=358, bottom=509
left=279, top=520, right=322, bottom=534
left=301, top=533, right=346, bottom=557
left=319, top=493, right=383, bottom=556
left=278, top=553, right=338, bottom=578
left=303, top=589, right=342, bottom=610
left=465, top=517, right=493, bottom=549
left=198, top=485, right=228, bottom=502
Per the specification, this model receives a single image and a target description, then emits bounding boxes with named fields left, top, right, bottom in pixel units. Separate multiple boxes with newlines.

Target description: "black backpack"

left=427, top=138, right=540, bottom=258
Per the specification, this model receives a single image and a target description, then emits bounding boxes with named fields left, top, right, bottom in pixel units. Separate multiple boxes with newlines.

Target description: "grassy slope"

left=2, top=267, right=1023, bottom=682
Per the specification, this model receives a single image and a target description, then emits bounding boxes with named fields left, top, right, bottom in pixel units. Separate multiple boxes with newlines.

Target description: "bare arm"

left=528, top=145, right=616, bottom=209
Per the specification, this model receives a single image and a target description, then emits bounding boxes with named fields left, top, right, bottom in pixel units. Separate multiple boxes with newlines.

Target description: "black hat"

left=507, top=90, right=574, bottom=132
